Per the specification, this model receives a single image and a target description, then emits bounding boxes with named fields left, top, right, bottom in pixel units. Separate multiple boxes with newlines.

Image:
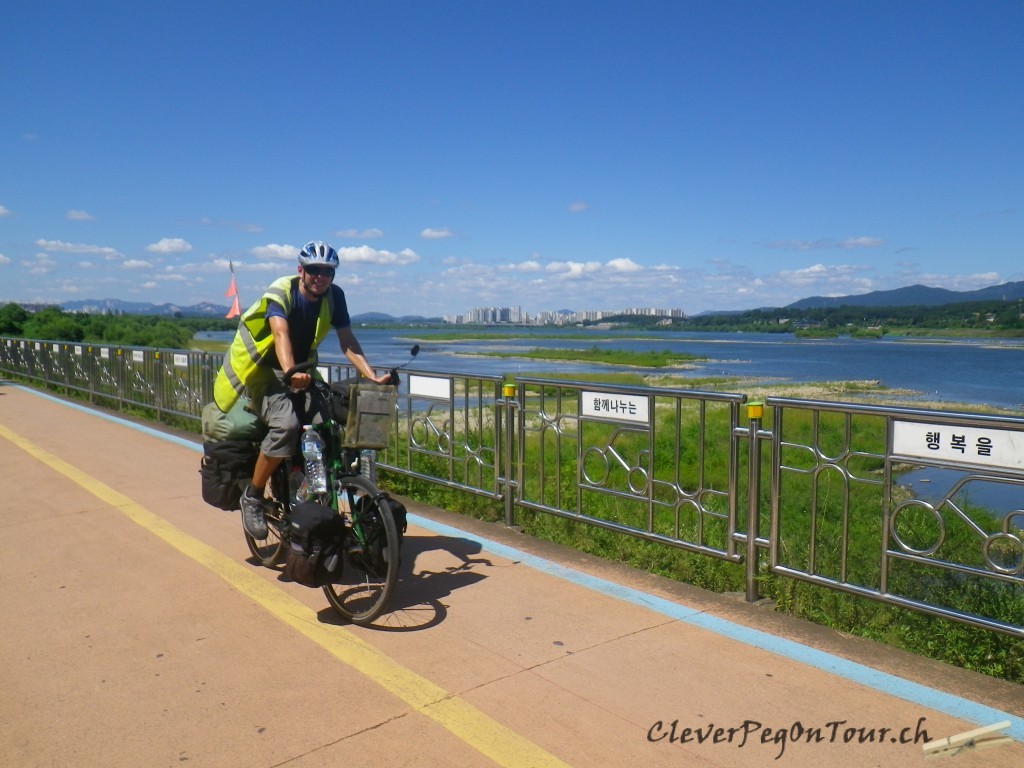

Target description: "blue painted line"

left=410, top=515, right=1024, bottom=743
left=18, top=384, right=1022, bottom=742
left=14, top=385, right=204, bottom=452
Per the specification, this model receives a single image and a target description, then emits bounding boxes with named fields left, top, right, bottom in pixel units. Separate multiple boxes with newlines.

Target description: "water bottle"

left=288, top=467, right=305, bottom=505
left=301, top=425, right=327, bottom=493
left=360, top=448, right=377, bottom=485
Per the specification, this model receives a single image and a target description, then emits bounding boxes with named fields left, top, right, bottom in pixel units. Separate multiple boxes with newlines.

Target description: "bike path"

left=1, top=381, right=1021, bottom=768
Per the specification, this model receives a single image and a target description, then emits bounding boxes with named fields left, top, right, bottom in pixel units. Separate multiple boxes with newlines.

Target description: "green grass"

left=380, top=389, right=1024, bottom=684
left=475, top=345, right=703, bottom=367
left=404, top=331, right=663, bottom=341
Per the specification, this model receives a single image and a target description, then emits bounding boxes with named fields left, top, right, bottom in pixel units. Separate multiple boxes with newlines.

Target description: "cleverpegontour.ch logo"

left=647, top=716, right=930, bottom=760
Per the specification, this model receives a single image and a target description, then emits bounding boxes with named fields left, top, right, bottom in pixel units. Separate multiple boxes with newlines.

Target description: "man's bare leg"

left=251, top=452, right=285, bottom=496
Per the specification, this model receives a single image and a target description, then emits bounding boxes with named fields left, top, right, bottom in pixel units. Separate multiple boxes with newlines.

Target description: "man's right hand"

left=288, top=371, right=312, bottom=391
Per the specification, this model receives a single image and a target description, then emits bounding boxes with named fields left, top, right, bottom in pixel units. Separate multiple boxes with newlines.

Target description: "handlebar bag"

left=199, top=439, right=258, bottom=511
left=283, top=501, right=346, bottom=587
left=343, top=383, right=398, bottom=449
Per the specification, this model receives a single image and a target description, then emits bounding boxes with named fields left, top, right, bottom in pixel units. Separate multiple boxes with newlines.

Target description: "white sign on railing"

left=132, top=350, right=145, bottom=363
left=581, top=391, right=650, bottom=424
left=173, top=354, right=188, bottom=368
left=409, top=374, right=451, bottom=401
left=893, top=420, right=1024, bottom=471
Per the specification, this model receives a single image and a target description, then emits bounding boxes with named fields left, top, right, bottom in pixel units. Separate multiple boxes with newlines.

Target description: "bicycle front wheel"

left=323, top=475, right=400, bottom=625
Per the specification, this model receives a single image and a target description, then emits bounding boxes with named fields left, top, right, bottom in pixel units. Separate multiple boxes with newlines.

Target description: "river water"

left=198, top=327, right=1024, bottom=410
left=309, top=328, right=1024, bottom=412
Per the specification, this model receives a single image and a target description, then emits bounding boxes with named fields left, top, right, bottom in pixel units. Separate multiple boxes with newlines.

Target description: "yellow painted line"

left=0, top=423, right=571, bottom=768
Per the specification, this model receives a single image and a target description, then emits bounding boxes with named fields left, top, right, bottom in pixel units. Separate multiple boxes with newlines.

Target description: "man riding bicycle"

left=212, top=240, right=391, bottom=539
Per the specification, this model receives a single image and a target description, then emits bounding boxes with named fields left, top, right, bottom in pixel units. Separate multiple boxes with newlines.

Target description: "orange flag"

left=225, top=262, right=241, bottom=319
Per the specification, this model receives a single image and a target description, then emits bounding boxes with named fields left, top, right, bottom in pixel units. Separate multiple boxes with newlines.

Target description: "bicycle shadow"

left=316, top=533, right=496, bottom=632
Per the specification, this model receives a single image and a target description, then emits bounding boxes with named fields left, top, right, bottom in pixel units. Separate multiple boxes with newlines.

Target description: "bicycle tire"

left=323, top=474, right=400, bottom=625
left=243, top=468, right=290, bottom=567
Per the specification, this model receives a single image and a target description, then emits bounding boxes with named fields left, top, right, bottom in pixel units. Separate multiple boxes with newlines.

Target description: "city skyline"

left=447, top=305, right=686, bottom=325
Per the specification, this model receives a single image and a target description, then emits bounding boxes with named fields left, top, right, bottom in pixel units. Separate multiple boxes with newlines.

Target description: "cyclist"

left=212, top=240, right=391, bottom=539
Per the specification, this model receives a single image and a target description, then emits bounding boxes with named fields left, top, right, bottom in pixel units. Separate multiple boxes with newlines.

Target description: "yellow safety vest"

left=213, top=275, right=335, bottom=412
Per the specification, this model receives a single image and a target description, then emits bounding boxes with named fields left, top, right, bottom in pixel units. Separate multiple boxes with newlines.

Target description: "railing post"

left=745, top=401, right=764, bottom=602
left=501, top=382, right=518, bottom=527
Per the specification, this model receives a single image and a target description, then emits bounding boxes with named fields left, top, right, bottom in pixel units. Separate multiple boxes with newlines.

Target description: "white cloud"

left=763, top=236, right=885, bottom=251
left=123, top=259, right=153, bottom=269
left=0, top=205, right=12, bottom=218
left=338, top=246, right=419, bottom=265
left=337, top=228, right=384, bottom=239
left=546, top=260, right=602, bottom=278
left=147, top=237, right=192, bottom=254
left=0, top=253, right=10, bottom=265
left=35, top=239, right=121, bottom=258
left=840, top=236, right=884, bottom=249
left=251, top=243, right=299, bottom=260
left=568, top=201, right=589, bottom=213
left=778, top=263, right=868, bottom=283
left=501, top=260, right=542, bottom=272
left=606, top=257, right=641, bottom=272
left=420, top=227, right=454, bottom=240
left=24, top=253, right=58, bottom=274
left=66, top=209, right=94, bottom=221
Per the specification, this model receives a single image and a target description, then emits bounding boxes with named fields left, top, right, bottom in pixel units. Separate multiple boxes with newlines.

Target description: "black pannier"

left=200, top=439, right=258, bottom=511
left=350, top=493, right=408, bottom=574
left=382, top=494, right=408, bottom=545
left=283, top=501, right=346, bottom=588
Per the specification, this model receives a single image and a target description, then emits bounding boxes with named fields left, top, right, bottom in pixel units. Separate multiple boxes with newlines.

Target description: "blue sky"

left=2, top=1, right=1021, bottom=318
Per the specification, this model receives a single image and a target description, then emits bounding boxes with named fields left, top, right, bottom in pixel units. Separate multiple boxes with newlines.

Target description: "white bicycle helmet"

left=298, top=241, right=340, bottom=268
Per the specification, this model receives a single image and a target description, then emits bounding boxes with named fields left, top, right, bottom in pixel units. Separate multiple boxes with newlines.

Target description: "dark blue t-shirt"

left=265, top=282, right=350, bottom=369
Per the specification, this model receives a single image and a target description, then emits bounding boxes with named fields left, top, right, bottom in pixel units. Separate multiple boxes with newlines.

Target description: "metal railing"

left=763, top=398, right=1024, bottom=637
left=2, top=335, right=1021, bottom=637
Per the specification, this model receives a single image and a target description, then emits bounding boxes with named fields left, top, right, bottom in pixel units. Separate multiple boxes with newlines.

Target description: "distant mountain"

left=55, top=298, right=441, bottom=323
left=351, top=312, right=441, bottom=324
left=60, top=298, right=230, bottom=317
left=785, top=281, right=1024, bottom=310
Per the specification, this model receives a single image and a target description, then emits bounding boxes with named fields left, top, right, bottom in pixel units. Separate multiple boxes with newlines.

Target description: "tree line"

left=3, top=297, right=1024, bottom=347
left=0, top=304, right=236, bottom=348
left=597, top=298, right=1024, bottom=335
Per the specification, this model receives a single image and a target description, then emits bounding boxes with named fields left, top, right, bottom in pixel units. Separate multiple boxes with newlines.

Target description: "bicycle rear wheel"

left=323, top=475, right=400, bottom=625
left=244, top=503, right=288, bottom=566
left=243, top=468, right=289, bottom=566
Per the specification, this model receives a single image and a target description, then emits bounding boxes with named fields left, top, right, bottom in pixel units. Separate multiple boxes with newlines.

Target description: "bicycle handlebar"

left=282, top=361, right=400, bottom=387
left=282, top=344, right=416, bottom=388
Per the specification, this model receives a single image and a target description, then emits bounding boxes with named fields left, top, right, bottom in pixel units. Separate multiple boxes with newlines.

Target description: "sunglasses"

left=304, top=266, right=336, bottom=278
